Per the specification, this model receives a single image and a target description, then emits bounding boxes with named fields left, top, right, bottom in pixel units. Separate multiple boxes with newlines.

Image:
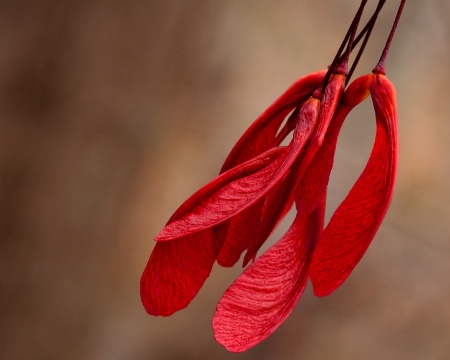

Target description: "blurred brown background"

left=1, top=1, right=450, bottom=359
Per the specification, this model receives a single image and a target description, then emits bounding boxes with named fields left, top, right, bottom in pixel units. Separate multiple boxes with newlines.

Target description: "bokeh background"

left=1, top=1, right=450, bottom=359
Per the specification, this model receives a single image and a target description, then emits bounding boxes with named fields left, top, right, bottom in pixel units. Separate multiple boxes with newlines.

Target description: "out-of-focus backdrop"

left=1, top=1, right=449, bottom=359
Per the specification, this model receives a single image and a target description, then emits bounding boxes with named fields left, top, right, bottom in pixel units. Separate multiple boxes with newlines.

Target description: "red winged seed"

left=141, top=0, right=406, bottom=350
left=213, top=197, right=325, bottom=352
left=156, top=96, right=321, bottom=242
left=310, top=73, right=398, bottom=296
left=155, top=147, right=288, bottom=241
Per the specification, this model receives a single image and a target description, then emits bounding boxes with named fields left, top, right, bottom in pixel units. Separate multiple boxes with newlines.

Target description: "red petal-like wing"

left=310, top=74, right=398, bottom=296
left=157, top=97, right=320, bottom=241
left=140, top=229, right=219, bottom=316
left=212, top=200, right=324, bottom=352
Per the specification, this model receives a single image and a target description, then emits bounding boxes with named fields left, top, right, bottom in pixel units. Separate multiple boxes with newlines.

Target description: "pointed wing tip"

left=216, top=257, right=240, bottom=268
left=140, top=275, right=199, bottom=317
left=213, top=335, right=247, bottom=353
left=140, top=278, right=183, bottom=317
left=140, top=277, right=193, bottom=317
left=140, top=296, right=171, bottom=317
left=310, top=271, right=344, bottom=297
left=311, top=284, right=334, bottom=297
left=140, top=300, right=173, bottom=317
left=154, top=226, right=180, bottom=241
left=215, top=341, right=250, bottom=353
left=212, top=303, right=264, bottom=352
left=212, top=319, right=253, bottom=353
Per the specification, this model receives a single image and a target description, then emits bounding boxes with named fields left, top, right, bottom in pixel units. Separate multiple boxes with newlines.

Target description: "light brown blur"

left=1, top=1, right=450, bottom=359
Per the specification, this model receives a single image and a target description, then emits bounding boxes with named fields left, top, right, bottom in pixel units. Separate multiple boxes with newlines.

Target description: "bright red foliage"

left=140, top=67, right=398, bottom=350
left=140, top=0, right=406, bottom=345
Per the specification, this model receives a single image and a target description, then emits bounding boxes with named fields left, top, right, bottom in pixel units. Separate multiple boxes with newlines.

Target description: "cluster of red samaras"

left=141, top=0, right=404, bottom=352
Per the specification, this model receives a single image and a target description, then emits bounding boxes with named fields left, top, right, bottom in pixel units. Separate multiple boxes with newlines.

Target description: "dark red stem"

left=321, top=0, right=367, bottom=93
left=352, top=0, right=386, bottom=52
left=347, top=0, right=386, bottom=83
left=373, top=0, right=407, bottom=74
left=338, top=0, right=367, bottom=70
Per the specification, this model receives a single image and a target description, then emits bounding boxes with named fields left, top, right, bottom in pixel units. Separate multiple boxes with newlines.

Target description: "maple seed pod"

left=140, top=0, right=406, bottom=352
